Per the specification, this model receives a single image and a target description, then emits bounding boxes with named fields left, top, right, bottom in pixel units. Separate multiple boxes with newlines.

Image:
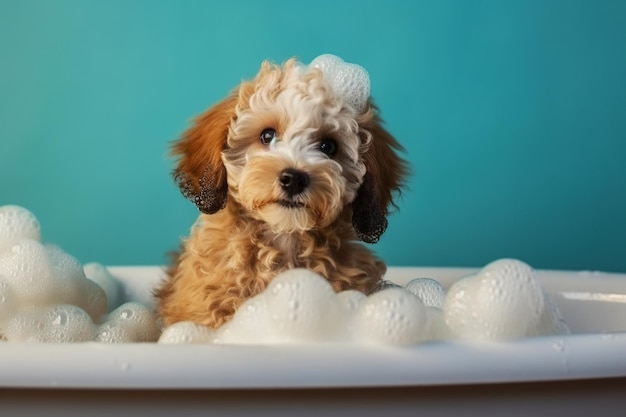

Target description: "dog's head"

left=172, top=55, right=407, bottom=243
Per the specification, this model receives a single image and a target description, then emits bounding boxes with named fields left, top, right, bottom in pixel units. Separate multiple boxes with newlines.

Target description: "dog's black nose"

left=279, top=169, right=310, bottom=196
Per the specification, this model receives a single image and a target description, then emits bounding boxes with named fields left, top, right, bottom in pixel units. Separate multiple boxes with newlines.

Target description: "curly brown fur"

left=156, top=57, right=408, bottom=328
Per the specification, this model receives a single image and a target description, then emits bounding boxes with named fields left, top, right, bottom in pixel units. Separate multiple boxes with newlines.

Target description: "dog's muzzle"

left=279, top=168, right=310, bottom=197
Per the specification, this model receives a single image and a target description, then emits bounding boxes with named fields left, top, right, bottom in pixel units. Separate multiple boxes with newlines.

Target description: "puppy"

left=156, top=55, right=408, bottom=329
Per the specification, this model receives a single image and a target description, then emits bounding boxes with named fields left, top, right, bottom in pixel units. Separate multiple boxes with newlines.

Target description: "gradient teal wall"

left=1, top=1, right=625, bottom=271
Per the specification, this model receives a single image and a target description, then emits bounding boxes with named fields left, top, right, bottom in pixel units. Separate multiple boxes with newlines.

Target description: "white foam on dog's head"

left=303, top=54, right=370, bottom=113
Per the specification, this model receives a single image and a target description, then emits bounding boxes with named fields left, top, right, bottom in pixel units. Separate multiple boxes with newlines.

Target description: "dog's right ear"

left=352, top=108, right=409, bottom=244
left=171, top=94, right=238, bottom=214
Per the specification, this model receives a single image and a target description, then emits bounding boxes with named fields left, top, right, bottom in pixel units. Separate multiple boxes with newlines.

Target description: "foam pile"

left=443, top=259, right=570, bottom=340
left=1, top=204, right=569, bottom=346
left=0, top=205, right=160, bottom=343
left=159, top=259, right=569, bottom=345
left=302, top=54, right=370, bottom=113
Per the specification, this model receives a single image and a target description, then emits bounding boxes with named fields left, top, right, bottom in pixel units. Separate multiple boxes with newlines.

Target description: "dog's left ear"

left=353, top=110, right=409, bottom=243
left=171, top=93, right=239, bottom=214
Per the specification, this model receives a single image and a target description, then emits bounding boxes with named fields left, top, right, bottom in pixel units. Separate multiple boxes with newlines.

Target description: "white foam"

left=0, top=279, right=15, bottom=321
left=162, top=259, right=569, bottom=346
left=337, top=289, right=367, bottom=314
left=304, top=54, right=370, bottom=113
left=405, top=278, right=446, bottom=308
left=0, top=204, right=159, bottom=343
left=0, top=239, right=107, bottom=321
left=99, top=302, right=161, bottom=343
left=213, top=297, right=272, bottom=345
left=351, top=288, right=428, bottom=345
left=159, top=321, right=215, bottom=344
left=423, top=306, right=446, bottom=340
left=84, top=262, right=122, bottom=311
left=4, top=304, right=95, bottom=343
left=530, top=293, right=571, bottom=337
left=205, top=269, right=433, bottom=346
left=264, top=269, right=343, bottom=342
left=0, top=205, right=41, bottom=254
left=0, top=204, right=570, bottom=347
left=213, top=269, right=344, bottom=345
left=443, top=259, right=570, bottom=340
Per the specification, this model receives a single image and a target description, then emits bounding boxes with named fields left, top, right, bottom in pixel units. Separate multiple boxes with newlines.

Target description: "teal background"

left=1, top=1, right=625, bottom=271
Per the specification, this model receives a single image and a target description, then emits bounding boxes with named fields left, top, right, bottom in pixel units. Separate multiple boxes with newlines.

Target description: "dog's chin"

left=254, top=201, right=321, bottom=233
left=277, top=199, right=305, bottom=209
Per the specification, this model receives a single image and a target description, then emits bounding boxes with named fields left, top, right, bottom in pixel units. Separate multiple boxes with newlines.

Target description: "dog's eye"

left=260, top=128, right=276, bottom=145
left=319, top=138, right=338, bottom=157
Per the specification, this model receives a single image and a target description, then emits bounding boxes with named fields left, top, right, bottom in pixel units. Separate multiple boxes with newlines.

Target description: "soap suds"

left=301, top=54, right=370, bottom=113
left=0, top=205, right=160, bottom=343
left=0, top=204, right=569, bottom=346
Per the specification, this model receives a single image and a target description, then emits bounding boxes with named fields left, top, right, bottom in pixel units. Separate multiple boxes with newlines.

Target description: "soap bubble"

left=0, top=204, right=159, bottom=344
left=163, top=259, right=569, bottom=346
left=405, top=278, right=446, bottom=308
left=307, top=54, right=370, bottom=113
left=0, top=278, right=16, bottom=322
left=0, top=205, right=41, bottom=254
left=95, top=302, right=163, bottom=343
left=84, top=262, right=122, bottom=311
left=0, top=239, right=107, bottom=321
left=210, top=270, right=430, bottom=345
left=337, top=290, right=367, bottom=314
left=351, top=288, right=428, bottom=345
left=423, top=306, right=446, bottom=340
left=73, top=278, right=108, bottom=321
left=213, top=297, right=272, bottom=344
left=442, top=259, right=564, bottom=340
left=0, top=239, right=58, bottom=303
left=99, top=302, right=161, bottom=343
left=3, top=304, right=95, bottom=343
left=439, top=276, right=473, bottom=339
left=95, top=321, right=134, bottom=344
left=0, top=204, right=570, bottom=347
left=530, top=293, right=571, bottom=337
left=159, top=321, right=215, bottom=344
left=44, top=304, right=95, bottom=342
left=264, top=269, right=343, bottom=342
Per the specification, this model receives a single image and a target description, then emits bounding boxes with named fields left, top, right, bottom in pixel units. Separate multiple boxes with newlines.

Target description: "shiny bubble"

left=405, top=278, right=446, bottom=308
